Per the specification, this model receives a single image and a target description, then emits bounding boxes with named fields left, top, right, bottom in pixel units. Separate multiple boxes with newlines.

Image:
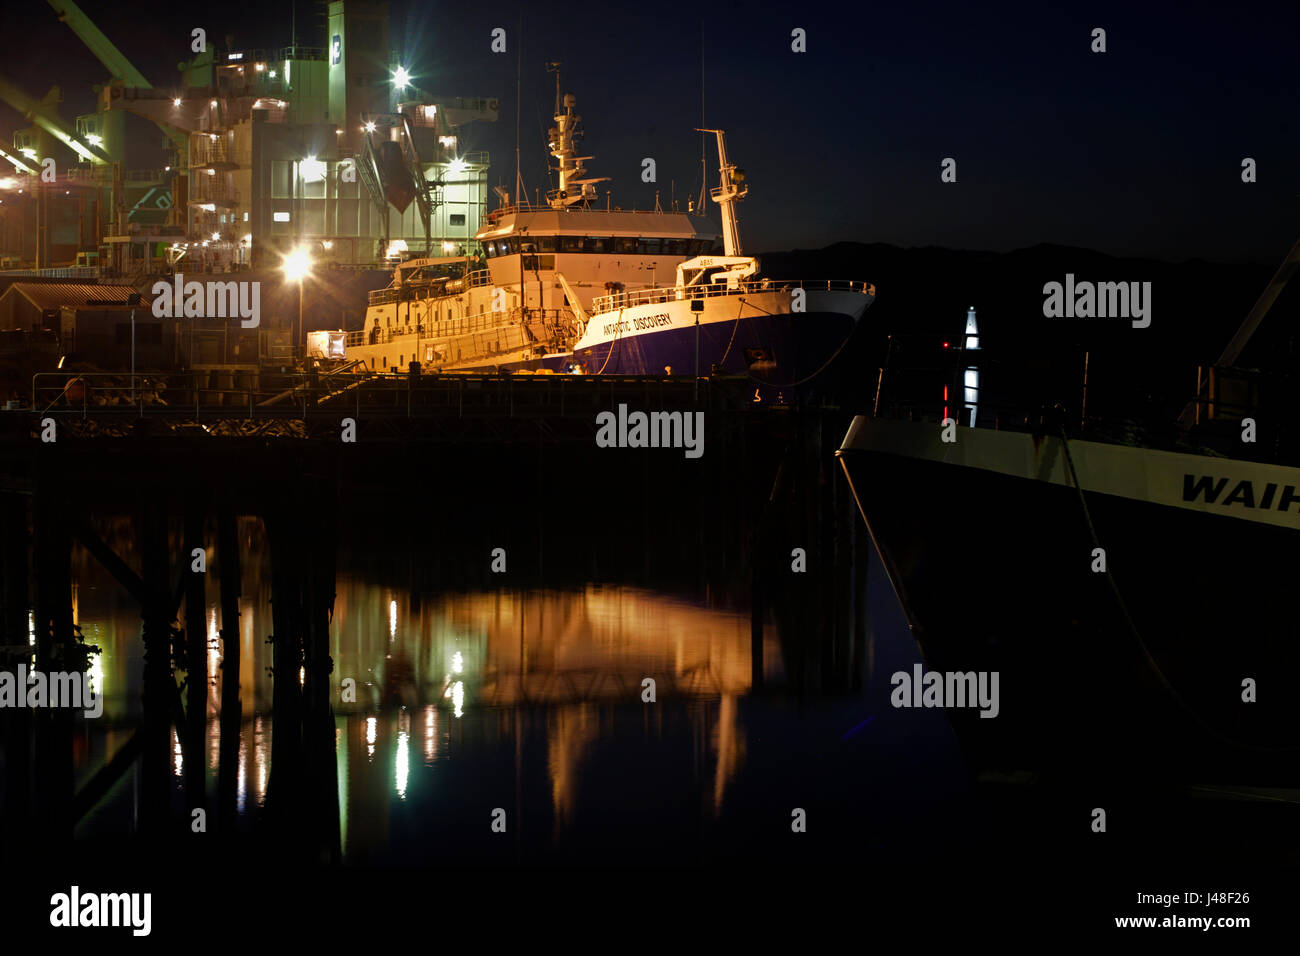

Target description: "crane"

left=0, top=77, right=111, bottom=165
left=45, top=0, right=152, bottom=89
left=42, top=0, right=190, bottom=160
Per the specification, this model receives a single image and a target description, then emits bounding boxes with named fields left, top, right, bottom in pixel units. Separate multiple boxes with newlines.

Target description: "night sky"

left=2, top=0, right=1296, bottom=262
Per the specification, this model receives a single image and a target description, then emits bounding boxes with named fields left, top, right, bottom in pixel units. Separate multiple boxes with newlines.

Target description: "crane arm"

left=0, top=75, right=111, bottom=165
left=45, top=0, right=153, bottom=88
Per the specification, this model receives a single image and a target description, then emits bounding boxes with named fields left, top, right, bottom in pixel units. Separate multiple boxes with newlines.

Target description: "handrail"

left=27, top=370, right=759, bottom=422
left=345, top=308, right=577, bottom=348
left=591, top=278, right=873, bottom=314
left=365, top=269, right=493, bottom=306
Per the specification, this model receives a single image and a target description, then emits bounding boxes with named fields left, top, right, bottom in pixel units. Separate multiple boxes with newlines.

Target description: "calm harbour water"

left=66, top=517, right=975, bottom=864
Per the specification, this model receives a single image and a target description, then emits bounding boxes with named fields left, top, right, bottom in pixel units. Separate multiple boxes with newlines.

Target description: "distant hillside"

left=757, top=241, right=1297, bottom=419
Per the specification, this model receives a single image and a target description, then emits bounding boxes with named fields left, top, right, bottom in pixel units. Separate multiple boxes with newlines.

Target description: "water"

left=66, top=517, right=975, bottom=865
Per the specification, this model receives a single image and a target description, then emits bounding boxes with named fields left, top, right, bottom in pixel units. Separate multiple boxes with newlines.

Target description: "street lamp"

left=282, top=245, right=312, bottom=354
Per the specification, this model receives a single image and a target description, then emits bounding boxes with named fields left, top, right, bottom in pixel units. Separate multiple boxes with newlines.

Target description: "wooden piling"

left=139, top=502, right=173, bottom=837
left=217, top=505, right=242, bottom=829
left=184, top=504, right=207, bottom=815
left=33, top=483, right=75, bottom=839
left=266, top=503, right=304, bottom=826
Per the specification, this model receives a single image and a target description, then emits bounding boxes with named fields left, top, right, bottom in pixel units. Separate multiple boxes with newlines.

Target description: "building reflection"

left=63, top=517, right=778, bottom=856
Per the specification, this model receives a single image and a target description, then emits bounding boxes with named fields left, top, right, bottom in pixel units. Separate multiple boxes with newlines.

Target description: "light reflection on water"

left=66, top=519, right=969, bottom=861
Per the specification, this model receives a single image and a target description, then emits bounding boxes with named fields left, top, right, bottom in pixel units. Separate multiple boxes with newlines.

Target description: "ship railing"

left=366, top=269, right=493, bottom=306
left=591, top=278, right=874, bottom=314
left=345, top=308, right=576, bottom=349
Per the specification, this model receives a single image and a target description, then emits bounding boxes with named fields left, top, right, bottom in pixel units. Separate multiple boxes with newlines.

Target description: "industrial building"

left=1, top=0, right=496, bottom=275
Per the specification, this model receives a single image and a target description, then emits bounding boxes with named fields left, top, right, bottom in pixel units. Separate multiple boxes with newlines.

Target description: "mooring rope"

left=741, top=296, right=859, bottom=390
left=1055, top=413, right=1299, bottom=753
left=716, top=297, right=746, bottom=368
left=594, top=306, right=625, bottom=375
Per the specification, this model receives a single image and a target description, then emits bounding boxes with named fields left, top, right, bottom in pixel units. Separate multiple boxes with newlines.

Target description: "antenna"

left=514, top=14, right=524, bottom=207
left=547, top=60, right=562, bottom=116
left=696, top=22, right=706, bottom=214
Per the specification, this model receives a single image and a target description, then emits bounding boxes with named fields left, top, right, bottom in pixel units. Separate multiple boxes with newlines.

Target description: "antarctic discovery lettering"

left=600, top=312, right=673, bottom=337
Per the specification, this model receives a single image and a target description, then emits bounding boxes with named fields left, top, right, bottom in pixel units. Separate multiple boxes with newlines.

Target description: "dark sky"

left=3, top=0, right=1296, bottom=262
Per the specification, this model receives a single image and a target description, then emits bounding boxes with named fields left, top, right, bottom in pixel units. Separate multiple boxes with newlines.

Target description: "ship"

left=836, top=241, right=1300, bottom=785
left=571, top=130, right=875, bottom=399
left=342, top=77, right=721, bottom=373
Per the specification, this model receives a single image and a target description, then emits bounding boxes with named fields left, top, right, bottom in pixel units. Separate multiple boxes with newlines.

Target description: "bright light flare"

left=300, top=156, right=327, bottom=182
left=282, top=246, right=312, bottom=282
left=393, top=66, right=410, bottom=90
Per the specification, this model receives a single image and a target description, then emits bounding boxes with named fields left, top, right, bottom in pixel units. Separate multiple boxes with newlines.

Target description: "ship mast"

left=545, top=63, right=607, bottom=209
left=698, top=129, right=747, bottom=256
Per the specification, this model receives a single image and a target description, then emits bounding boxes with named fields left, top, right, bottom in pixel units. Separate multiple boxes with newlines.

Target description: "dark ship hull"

left=838, top=416, right=1300, bottom=785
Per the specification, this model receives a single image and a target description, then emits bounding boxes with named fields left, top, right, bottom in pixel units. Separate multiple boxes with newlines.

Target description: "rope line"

left=742, top=298, right=858, bottom=390
left=1055, top=416, right=1299, bottom=753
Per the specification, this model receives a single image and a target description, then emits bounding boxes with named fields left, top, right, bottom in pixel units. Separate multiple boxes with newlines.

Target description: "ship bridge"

left=476, top=208, right=721, bottom=312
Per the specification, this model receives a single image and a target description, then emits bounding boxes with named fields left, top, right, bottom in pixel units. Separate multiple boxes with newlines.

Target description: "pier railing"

left=27, top=368, right=758, bottom=425
left=591, top=278, right=874, bottom=314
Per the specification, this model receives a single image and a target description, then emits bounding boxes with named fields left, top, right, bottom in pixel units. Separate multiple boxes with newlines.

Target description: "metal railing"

left=344, top=308, right=576, bottom=347
left=591, top=278, right=874, bottom=314
left=0, top=266, right=99, bottom=279
left=365, top=269, right=493, bottom=306
left=27, top=368, right=755, bottom=423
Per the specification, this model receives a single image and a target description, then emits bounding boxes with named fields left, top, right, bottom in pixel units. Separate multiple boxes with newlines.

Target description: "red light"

left=943, top=385, right=948, bottom=400
left=942, top=341, right=949, bottom=348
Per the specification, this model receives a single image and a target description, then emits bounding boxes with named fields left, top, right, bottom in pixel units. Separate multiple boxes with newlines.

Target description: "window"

left=584, top=237, right=608, bottom=254
left=273, top=211, right=291, bottom=222
left=522, top=254, right=555, bottom=271
left=449, top=214, right=465, bottom=227
left=535, top=236, right=557, bottom=253
left=614, top=237, right=637, bottom=254
left=271, top=160, right=292, bottom=198
left=560, top=236, right=583, bottom=253
left=505, top=238, right=520, bottom=254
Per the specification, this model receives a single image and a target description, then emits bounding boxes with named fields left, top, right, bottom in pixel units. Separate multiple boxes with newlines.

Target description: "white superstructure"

left=343, top=74, right=720, bottom=372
